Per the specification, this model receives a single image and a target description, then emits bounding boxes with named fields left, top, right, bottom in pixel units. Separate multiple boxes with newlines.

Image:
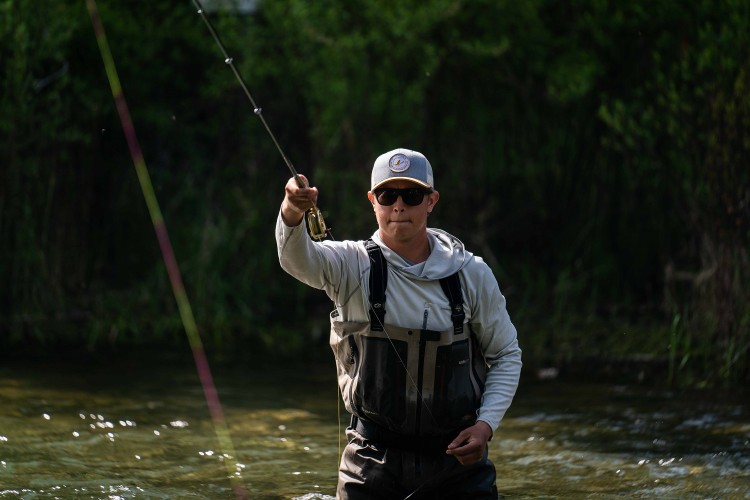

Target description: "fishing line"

left=189, top=0, right=436, bottom=426
left=190, top=2, right=460, bottom=496
left=85, top=2, right=248, bottom=498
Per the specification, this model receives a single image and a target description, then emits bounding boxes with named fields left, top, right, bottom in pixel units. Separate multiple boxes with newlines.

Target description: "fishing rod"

left=192, top=0, right=330, bottom=241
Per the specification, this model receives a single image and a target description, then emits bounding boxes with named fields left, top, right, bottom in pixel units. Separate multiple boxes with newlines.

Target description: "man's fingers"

left=285, top=177, right=318, bottom=208
left=445, top=423, right=492, bottom=465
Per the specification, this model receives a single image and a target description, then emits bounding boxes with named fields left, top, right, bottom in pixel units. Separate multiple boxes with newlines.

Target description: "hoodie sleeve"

left=463, top=258, right=522, bottom=432
left=276, top=209, right=331, bottom=291
left=275, top=210, right=367, bottom=307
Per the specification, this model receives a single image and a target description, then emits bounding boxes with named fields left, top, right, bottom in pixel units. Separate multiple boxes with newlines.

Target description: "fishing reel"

left=305, top=206, right=329, bottom=241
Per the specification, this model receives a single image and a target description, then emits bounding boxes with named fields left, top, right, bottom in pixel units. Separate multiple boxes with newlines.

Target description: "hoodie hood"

left=371, top=228, right=473, bottom=281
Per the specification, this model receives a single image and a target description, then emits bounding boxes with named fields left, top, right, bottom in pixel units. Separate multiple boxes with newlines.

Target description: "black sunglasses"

left=373, top=187, right=433, bottom=206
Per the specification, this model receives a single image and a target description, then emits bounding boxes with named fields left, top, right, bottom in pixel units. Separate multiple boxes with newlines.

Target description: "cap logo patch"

left=388, top=153, right=410, bottom=172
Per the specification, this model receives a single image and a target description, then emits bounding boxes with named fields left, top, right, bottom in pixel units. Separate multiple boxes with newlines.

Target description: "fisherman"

left=276, top=148, right=522, bottom=499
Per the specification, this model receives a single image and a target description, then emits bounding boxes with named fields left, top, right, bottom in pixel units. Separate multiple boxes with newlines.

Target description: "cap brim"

left=371, top=177, right=432, bottom=190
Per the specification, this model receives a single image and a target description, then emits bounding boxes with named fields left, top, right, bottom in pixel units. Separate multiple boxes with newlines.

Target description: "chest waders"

left=330, top=240, right=487, bottom=451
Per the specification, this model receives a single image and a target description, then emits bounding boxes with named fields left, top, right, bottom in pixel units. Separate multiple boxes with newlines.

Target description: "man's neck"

left=380, top=232, right=431, bottom=264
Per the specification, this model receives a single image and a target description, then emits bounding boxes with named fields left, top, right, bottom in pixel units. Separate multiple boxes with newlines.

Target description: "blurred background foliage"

left=1, top=0, right=748, bottom=387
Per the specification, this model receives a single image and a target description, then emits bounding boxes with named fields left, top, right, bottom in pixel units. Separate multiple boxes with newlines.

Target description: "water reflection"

left=0, top=355, right=747, bottom=498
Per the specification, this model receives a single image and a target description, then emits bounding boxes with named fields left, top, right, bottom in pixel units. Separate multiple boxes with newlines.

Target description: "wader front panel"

left=330, top=320, right=487, bottom=437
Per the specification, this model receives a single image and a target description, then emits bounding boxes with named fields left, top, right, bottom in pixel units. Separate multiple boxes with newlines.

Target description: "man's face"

left=367, top=180, right=439, bottom=247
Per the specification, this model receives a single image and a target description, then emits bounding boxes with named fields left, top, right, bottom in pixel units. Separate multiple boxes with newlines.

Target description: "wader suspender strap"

left=366, top=239, right=387, bottom=331
left=365, top=240, right=465, bottom=334
left=439, top=273, right=465, bottom=335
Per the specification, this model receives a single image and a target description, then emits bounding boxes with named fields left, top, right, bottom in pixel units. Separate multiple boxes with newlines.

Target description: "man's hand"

left=281, top=175, right=318, bottom=226
left=445, top=421, right=493, bottom=465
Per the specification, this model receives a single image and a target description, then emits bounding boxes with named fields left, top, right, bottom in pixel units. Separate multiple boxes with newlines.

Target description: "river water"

left=0, top=353, right=748, bottom=499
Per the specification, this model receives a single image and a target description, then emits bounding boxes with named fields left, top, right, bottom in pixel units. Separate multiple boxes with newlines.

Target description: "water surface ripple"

left=0, top=356, right=747, bottom=499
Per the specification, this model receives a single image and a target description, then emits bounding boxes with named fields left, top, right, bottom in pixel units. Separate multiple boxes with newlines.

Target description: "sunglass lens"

left=401, top=189, right=424, bottom=205
left=375, top=188, right=429, bottom=206
left=376, top=189, right=398, bottom=205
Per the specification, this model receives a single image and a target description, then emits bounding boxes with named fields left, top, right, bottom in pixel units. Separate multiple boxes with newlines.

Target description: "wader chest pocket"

left=433, top=339, right=477, bottom=427
left=354, top=336, right=407, bottom=428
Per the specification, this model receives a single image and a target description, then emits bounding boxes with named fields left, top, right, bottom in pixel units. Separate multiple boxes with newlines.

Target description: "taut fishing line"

left=188, top=1, right=440, bottom=406
left=85, top=1, right=248, bottom=498
left=190, top=1, right=456, bottom=496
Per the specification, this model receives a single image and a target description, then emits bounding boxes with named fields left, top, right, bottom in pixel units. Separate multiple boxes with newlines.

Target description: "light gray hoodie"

left=276, top=212, right=522, bottom=431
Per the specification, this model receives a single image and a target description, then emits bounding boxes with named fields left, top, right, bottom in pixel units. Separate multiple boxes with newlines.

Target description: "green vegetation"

left=1, top=0, right=747, bottom=386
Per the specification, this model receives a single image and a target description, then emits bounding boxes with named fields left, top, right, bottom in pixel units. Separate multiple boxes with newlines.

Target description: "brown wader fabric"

left=337, top=426, right=498, bottom=500
left=335, top=241, right=497, bottom=498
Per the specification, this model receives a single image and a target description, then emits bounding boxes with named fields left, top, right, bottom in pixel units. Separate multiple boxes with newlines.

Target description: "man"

left=276, top=148, right=522, bottom=499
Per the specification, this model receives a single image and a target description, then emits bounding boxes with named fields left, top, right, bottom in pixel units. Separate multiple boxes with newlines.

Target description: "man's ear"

left=428, top=190, right=440, bottom=212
